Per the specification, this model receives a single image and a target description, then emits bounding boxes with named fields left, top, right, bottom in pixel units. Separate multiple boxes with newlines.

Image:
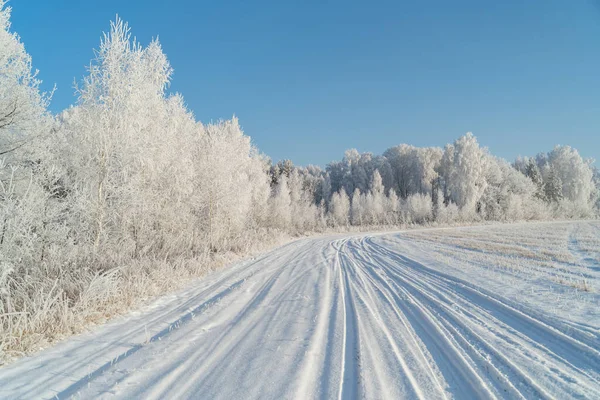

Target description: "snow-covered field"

left=1, top=221, right=599, bottom=399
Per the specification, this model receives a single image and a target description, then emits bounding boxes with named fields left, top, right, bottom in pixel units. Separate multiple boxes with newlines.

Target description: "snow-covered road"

left=2, top=222, right=600, bottom=399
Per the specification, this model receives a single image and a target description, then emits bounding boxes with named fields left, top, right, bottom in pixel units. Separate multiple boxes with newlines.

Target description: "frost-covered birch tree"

left=442, top=133, right=489, bottom=215
left=0, top=1, right=52, bottom=156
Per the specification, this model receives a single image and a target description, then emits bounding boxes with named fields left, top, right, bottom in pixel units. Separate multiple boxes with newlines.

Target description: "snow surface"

left=1, top=221, right=599, bottom=399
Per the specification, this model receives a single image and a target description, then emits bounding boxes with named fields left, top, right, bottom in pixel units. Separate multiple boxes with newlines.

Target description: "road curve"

left=1, top=232, right=599, bottom=399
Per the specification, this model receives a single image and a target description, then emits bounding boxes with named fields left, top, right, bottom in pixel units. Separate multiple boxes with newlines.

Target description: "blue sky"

left=11, top=0, right=600, bottom=167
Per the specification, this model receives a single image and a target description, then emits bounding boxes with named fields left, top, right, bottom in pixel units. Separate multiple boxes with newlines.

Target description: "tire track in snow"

left=334, top=238, right=362, bottom=400
left=48, top=242, right=306, bottom=400
left=131, top=240, right=325, bottom=399
left=358, top=248, right=549, bottom=399
left=339, top=239, right=439, bottom=400
left=360, top=236, right=600, bottom=398
left=347, top=237, right=499, bottom=399
left=368, top=237, right=600, bottom=368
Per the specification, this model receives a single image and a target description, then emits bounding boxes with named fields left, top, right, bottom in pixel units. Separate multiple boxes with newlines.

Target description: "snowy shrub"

left=330, top=188, right=350, bottom=227
left=405, top=193, right=433, bottom=224
left=434, top=199, right=460, bottom=224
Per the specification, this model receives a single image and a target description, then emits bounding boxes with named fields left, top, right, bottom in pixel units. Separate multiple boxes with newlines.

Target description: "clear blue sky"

left=11, top=0, right=600, bottom=167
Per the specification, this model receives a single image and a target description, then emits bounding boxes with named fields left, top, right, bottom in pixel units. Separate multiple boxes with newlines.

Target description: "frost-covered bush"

left=329, top=188, right=350, bottom=227
left=405, top=193, right=433, bottom=224
left=434, top=193, right=460, bottom=224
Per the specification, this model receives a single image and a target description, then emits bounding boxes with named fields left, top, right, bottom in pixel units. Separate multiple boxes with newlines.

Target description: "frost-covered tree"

left=288, top=169, right=319, bottom=232
left=543, top=165, right=563, bottom=204
left=480, top=157, right=539, bottom=221
left=0, top=0, right=59, bottom=279
left=57, top=17, right=176, bottom=254
left=321, top=174, right=332, bottom=207
left=385, top=189, right=400, bottom=225
left=371, top=155, right=394, bottom=192
left=350, top=152, right=370, bottom=194
left=525, top=158, right=546, bottom=201
left=196, top=118, right=271, bottom=250
left=329, top=188, right=350, bottom=227
left=513, top=156, right=528, bottom=175
left=0, top=1, right=52, bottom=156
left=405, top=193, right=433, bottom=224
left=414, top=147, right=443, bottom=195
left=439, top=143, right=454, bottom=203
left=301, top=165, right=327, bottom=204
left=432, top=188, right=444, bottom=222
left=368, top=170, right=385, bottom=224
left=384, top=144, right=417, bottom=198
left=327, top=149, right=361, bottom=196
left=382, top=145, right=442, bottom=198
left=269, top=159, right=295, bottom=187
left=434, top=196, right=460, bottom=224
left=351, top=188, right=364, bottom=226
left=547, top=146, right=595, bottom=210
left=270, top=175, right=292, bottom=230
left=442, top=133, right=489, bottom=215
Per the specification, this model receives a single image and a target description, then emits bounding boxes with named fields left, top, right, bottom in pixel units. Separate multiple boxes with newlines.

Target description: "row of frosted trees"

left=269, top=132, right=598, bottom=231
left=1, top=4, right=598, bottom=360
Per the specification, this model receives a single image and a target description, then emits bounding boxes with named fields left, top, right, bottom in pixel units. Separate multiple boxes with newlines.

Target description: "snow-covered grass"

left=0, top=228, right=293, bottom=365
left=389, top=220, right=600, bottom=323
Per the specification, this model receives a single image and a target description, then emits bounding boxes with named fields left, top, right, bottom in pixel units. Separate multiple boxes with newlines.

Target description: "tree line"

left=270, top=133, right=598, bottom=230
